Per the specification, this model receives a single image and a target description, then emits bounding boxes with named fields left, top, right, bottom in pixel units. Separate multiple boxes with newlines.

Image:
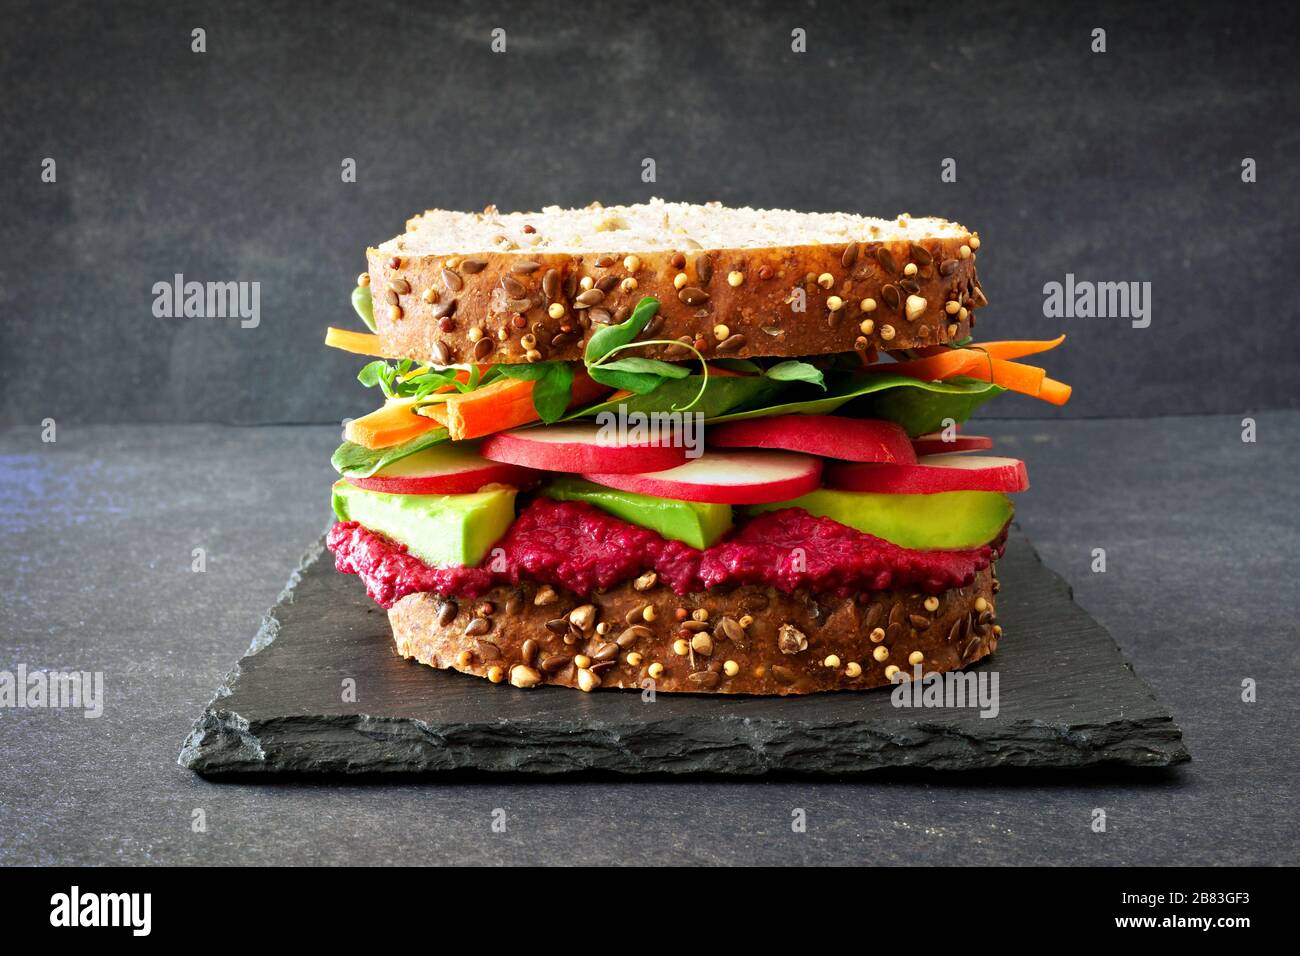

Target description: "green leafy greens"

left=351, top=285, right=376, bottom=332
left=355, top=360, right=498, bottom=401
left=496, top=361, right=575, bottom=423
left=331, top=425, right=450, bottom=478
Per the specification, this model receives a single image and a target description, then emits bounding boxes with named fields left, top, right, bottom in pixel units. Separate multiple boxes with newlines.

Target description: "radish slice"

left=481, top=423, right=689, bottom=475
left=911, top=433, right=994, bottom=455
left=825, top=454, right=1028, bottom=494
left=345, top=443, right=539, bottom=495
left=585, top=451, right=822, bottom=505
left=708, top=415, right=916, bottom=463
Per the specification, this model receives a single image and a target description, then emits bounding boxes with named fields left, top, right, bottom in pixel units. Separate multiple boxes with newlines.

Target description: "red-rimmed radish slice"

left=910, top=433, right=994, bottom=455
left=481, top=423, right=689, bottom=475
left=708, top=415, right=916, bottom=464
left=345, top=443, right=539, bottom=495
left=825, top=454, right=1028, bottom=494
left=585, top=451, right=822, bottom=505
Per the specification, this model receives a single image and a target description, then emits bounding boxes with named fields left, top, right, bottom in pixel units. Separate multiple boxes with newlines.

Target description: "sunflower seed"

left=695, top=254, right=713, bottom=285
left=511, top=260, right=541, bottom=274
left=430, top=340, right=450, bottom=365
left=688, top=670, right=721, bottom=688
left=876, top=246, right=897, bottom=273
left=940, top=258, right=959, bottom=276
left=909, top=242, right=933, bottom=265
left=842, top=242, right=859, bottom=270
left=464, top=617, right=491, bottom=637
left=500, top=275, right=526, bottom=298
left=520, top=639, right=538, bottom=666
left=881, top=284, right=901, bottom=311
left=461, top=258, right=487, bottom=274
left=716, top=333, right=746, bottom=353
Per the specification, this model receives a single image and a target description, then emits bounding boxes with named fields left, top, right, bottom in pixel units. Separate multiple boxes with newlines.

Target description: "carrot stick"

left=963, top=358, right=1047, bottom=396
left=345, top=401, right=441, bottom=448
left=439, top=369, right=609, bottom=440
left=865, top=349, right=980, bottom=381
left=911, top=336, right=1066, bottom=362
left=325, top=327, right=390, bottom=357
left=1039, top=377, right=1073, bottom=406
left=977, top=334, right=1066, bottom=361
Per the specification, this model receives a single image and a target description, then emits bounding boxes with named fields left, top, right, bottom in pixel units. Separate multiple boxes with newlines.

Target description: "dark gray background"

left=1, top=0, right=1297, bottom=426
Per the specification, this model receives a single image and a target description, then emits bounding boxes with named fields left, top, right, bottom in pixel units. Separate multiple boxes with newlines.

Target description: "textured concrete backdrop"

left=2, top=0, right=1296, bottom=425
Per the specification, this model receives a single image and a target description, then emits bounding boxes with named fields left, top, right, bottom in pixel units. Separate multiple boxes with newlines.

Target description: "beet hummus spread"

left=328, top=498, right=1005, bottom=609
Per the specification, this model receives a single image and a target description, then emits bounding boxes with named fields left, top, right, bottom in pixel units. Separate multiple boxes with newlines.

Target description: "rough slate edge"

left=179, top=527, right=1189, bottom=776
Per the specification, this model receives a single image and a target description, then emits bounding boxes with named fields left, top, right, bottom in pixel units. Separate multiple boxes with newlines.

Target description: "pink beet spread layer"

left=327, top=498, right=1006, bottom=609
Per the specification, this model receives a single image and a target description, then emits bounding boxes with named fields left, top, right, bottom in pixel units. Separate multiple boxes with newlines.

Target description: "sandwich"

left=323, top=200, right=1071, bottom=694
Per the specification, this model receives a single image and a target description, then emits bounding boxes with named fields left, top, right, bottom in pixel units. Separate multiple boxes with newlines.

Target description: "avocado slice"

left=542, top=476, right=732, bottom=550
left=746, top=488, right=1012, bottom=550
left=332, top=479, right=516, bottom=567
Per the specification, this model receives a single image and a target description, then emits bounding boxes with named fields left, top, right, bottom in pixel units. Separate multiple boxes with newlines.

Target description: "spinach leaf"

left=497, top=361, right=575, bottom=423
left=331, top=426, right=450, bottom=478
left=587, top=355, right=690, bottom=395
left=707, top=372, right=1003, bottom=435
left=765, top=360, right=825, bottom=389
left=564, top=374, right=785, bottom=421
left=584, top=296, right=659, bottom=364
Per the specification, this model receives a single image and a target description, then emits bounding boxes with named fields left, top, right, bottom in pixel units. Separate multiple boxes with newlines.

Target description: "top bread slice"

left=363, top=199, right=987, bottom=366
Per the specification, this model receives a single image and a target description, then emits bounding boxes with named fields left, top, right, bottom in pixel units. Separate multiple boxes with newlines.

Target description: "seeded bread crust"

left=387, top=567, right=1000, bottom=695
left=364, top=218, right=986, bottom=366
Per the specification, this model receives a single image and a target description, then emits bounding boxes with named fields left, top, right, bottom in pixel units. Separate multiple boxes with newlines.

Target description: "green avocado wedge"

left=541, top=476, right=732, bottom=550
left=332, top=479, right=516, bottom=567
left=746, top=488, right=1013, bottom=551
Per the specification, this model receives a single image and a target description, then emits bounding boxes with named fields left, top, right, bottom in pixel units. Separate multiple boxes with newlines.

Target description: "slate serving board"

left=179, top=529, right=1188, bottom=775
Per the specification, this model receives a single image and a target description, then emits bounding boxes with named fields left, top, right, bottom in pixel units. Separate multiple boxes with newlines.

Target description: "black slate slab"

left=179, top=528, right=1187, bottom=775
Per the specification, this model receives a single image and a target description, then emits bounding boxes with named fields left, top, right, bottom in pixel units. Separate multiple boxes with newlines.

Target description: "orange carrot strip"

left=1038, top=377, right=1073, bottom=406
left=865, top=349, right=980, bottom=381
left=977, top=334, right=1066, bottom=361
left=963, top=358, right=1047, bottom=396
left=325, top=327, right=390, bottom=357
left=440, top=370, right=610, bottom=440
left=344, top=402, right=440, bottom=449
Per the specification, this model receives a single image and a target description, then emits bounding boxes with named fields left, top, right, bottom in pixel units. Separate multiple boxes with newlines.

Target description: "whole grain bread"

left=388, top=566, right=1001, bottom=695
left=364, top=200, right=987, bottom=366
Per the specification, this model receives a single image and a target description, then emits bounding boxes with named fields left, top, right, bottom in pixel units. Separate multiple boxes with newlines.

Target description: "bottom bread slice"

left=388, top=565, right=1001, bottom=695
